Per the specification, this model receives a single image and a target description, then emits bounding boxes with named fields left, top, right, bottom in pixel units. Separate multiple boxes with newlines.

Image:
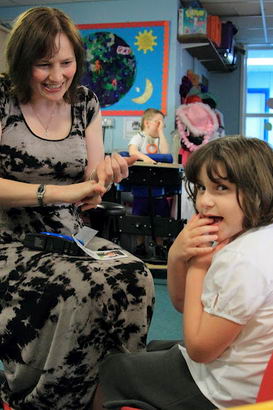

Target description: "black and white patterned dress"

left=0, top=77, right=155, bottom=409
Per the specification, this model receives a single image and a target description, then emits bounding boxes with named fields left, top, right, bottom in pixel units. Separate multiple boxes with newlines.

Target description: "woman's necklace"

left=30, top=103, right=57, bottom=138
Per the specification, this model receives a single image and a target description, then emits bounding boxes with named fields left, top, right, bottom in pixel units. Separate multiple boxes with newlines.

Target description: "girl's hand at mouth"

left=189, top=236, right=230, bottom=272
left=169, top=213, right=219, bottom=263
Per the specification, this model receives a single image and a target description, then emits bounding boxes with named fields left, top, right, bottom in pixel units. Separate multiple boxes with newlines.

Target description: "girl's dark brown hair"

left=185, top=135, right=273, bottom=229
left=5, top=7, right=85, bottom=104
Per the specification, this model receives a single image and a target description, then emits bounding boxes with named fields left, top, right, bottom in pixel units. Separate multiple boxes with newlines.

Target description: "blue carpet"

left=148, top=278, right=183, bottom=342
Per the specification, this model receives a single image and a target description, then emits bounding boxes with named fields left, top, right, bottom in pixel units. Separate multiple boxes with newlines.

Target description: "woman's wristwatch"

left=37, top=184, right=46, bottom=207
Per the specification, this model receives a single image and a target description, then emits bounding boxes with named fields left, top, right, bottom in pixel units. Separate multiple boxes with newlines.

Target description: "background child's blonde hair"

left=140, top=108, right=165, bottom=130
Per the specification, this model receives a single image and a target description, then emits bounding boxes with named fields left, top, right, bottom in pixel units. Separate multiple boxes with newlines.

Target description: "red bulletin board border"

left=77, top=21, right=169, bottom=116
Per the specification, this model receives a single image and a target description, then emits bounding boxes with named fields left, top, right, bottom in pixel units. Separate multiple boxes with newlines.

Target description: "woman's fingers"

left=80, top=183, right=105, bottom=211
left=111, top=152, right=134, bottom=181
left=110, top=154, right=123, bottom=182
left=94, top=153, right=138, bottom=191
left=96, top=156, right=113, bottom=187
left=96, top=153, right=135, bottom=187
left=125, top=155, right=138, bottom=166
left=80, top=195, right=102, bottom=211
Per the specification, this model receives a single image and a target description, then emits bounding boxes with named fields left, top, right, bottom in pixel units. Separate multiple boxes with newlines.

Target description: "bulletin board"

left=77, top=21, right=169, bottom=116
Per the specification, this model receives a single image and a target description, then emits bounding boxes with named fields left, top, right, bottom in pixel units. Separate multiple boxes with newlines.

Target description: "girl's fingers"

left=186, top=215, right=219, bottom=238
left=191, top=246, right=215, bottom=255
left=193, top=234, right=218, bottom=247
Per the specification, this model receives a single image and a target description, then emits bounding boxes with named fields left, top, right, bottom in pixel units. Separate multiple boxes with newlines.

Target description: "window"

left=245, top=49, right=273, bottom=145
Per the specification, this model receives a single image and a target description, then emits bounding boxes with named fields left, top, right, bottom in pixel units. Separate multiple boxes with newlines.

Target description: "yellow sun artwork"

left=134, top=30, right=157, bottom=54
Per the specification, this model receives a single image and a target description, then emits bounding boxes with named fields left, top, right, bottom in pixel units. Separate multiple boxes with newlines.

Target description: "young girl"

left=94, top=136, right=273, bottom=409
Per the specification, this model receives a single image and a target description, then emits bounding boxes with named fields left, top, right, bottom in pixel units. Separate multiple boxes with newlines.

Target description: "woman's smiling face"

left=195, top=163, right=245, bottom=243
left=30, top=33, right=77, bottom=102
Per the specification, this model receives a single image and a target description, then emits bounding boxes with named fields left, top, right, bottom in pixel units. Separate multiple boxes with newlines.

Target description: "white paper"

left=74, top=225, right=98, bottom=246
left=72, top=227, right=128, bottom=260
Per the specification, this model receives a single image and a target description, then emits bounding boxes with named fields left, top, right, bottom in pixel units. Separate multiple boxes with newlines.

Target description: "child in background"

left=95, top=136, right=273, bottom=410
left=128, top=108, right=169, bottom=163
left=128, top=108, right=170, bottom=259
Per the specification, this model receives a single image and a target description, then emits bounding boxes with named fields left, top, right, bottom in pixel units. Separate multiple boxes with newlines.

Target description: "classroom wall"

left=208, top=54, right=243, bottom=136
left=0, top=0, right=242, bottom=146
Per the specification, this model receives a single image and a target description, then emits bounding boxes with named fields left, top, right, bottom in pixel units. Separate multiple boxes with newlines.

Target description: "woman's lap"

left=0, top=238, right=154, bottom=409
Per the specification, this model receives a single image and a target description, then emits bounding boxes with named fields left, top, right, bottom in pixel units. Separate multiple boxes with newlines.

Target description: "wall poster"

left=77, top=21, right=169, bottom=116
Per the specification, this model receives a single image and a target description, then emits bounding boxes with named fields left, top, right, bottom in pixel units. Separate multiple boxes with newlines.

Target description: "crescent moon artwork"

left=132, top=78, right=153, bottom=104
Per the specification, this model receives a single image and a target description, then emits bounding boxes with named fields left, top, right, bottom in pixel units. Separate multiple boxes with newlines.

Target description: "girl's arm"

left=167, top=246, right=188, bottom=312
left=128, top=144, right=156, bottom=164
left=183, top=260, right=243, bottom=364
left=168, top=213, right=243, bottom=363
left=157, top=119, right=169, bottom=154
left=167, top=214, right=218, bottom=312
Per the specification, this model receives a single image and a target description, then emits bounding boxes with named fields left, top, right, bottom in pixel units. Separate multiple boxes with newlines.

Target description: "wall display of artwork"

left=123, top=117, right=141, bottom=140
left=77, top=21, right=169, bottom=116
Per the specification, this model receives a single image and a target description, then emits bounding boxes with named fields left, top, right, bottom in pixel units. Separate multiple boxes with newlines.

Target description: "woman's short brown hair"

left=5, top=7, right=85, bottom=104
left=185, top=135, right=273, bottom=229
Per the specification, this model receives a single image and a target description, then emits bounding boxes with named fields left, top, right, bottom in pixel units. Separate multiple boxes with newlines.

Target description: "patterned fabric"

left=0, top=77, right=155, bottom=409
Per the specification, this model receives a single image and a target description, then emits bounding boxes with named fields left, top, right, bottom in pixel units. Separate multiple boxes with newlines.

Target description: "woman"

left=0, top=7, right=154, bottom=409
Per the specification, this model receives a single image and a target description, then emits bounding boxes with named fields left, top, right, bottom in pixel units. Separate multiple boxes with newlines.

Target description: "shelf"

left=178, top=34, right=237, bottom=73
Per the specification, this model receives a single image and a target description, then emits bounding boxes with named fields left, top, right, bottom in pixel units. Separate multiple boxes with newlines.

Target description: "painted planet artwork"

left=81, top=31, right=137, bottom=108
left=78, top=21, right=169, bottom=115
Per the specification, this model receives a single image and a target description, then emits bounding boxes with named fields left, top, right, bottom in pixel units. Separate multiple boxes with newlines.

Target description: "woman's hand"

left=169, top=214, right=219, bottom=263
left=92, top=153, right=137, bottom=189
left=60, top=180, right=106, bottom=211
left=79, top=181, right=106, bottom=211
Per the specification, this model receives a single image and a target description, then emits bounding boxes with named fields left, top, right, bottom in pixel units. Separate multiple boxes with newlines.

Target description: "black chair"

left=88, top=201, right=126, bottom=243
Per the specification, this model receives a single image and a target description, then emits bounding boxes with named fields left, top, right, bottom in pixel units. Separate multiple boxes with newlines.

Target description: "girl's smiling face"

left=195, top=163, right=244, bottom=243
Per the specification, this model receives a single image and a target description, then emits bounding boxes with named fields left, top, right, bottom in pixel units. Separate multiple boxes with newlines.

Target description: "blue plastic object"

left=40, top=232, right=84, bottom=245
left=117, top=152, right=175, bottom=197
left=119, top=151, right=173, bottom=164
